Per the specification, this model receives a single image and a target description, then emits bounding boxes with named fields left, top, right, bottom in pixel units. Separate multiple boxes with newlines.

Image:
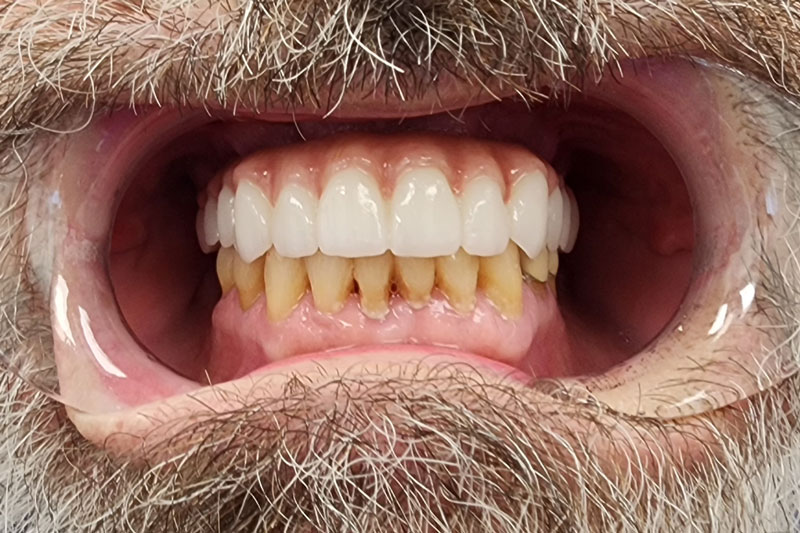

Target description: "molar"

left=203, top=196, right=220, bottom=247
left=234, top=180, right=273, bottom=263
left=508, top=172, right=548, bottom=258
left=217, top=186, right=236, bottom=248
left=318, top=168, right=388, bottom=257
left=273, top=184, right=318, bottom=258
left=390, top=168, right=461, bottom=257
left=460, top=178, right=510, bottom=256
left=546, top=187, right=564, bottom=252
left=563, top=189, right=580, bottom=253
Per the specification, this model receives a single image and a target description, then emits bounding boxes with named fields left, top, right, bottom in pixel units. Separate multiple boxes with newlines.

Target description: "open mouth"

left=34, top=59, right=780, bottom=427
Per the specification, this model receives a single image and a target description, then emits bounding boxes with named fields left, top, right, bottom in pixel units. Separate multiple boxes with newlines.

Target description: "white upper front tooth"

left=234, top=180, right=273, bottom=263
left=196, top=207, right=214, bottom=254
left=461, top=178, right=509, bottom=256
left=203, top=196, right=220, bottom=247
left=318, top=168, right=388, bottom=257
left=507, top=172, right=548, bottom=258
left=390, top=168, right=462, bottom=257
left=564, top=188, right=580, bottom=253
left=273, top=184, right=318, bottom=258
left=217, top=186, right=236, bottom=247
left=546, top=187, right=564, bottom=251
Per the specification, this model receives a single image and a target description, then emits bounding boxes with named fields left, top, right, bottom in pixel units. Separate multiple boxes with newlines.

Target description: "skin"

left=2, top=1, right=800, bottom=531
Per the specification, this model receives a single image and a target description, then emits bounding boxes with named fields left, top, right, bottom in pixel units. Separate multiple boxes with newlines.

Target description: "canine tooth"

left=264, top=249, right=309, bottom=321
left=508, top=172, right=548, bottom=258
left=461, top=178, right=509, bottom=256
left=234, top=180, right=272, bottom=263
left=217, top=186, right=236, bottom=248
left=564, top=189, right=580, bottom=253
left=479, top=243, right=523, bottom=318
left=273, top=184, right=318, bottom=258
left=354, top=253, right=393, bottom=319
left=318, top=168, right=388, bottom=257
left=305, top=253, right=354, bottom=314
left=521, top=249, right=549, bottom=283
left=203, top=197, right=220, bottom=247
left=548, top=251, right=560, bottom=276
left=233, top=252, right=265, bottom=310
left=435, top=249, right=479, bottom=313
left=546, top=187, right=564, bottom=252
left=216, top=247, right=236, bottom=295
left=390, top=168, right=461, bottom=257
left=394, top=257, right=435, bottom=308
left=196, top=207, right=214, bottom=254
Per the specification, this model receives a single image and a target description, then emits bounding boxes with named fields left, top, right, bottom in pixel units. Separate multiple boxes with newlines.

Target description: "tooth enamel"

left=558, top=188, right=572, bottom=251
left=521, top=249, right=549, bottom=283
left=564, top=189, right=580, bottom=253
left=390, top=168, right=461, bottom=257
left=546, top=187, right=564, bottom=252
left=264, top=249, right=309, bottom=321
left=216, top=247, right=236, bottom=295
left=318, top=168, right=388, bottom=257
left=435, top=249, right=479, bottom=313
left=234, top=180, right=273, bottom=263
left=461, top=178, right=510, bottom=256
left=305, top=252, right=354, bottom=314
left=478, top=243, right=523, bottom=318
left=203, top=197, right=220, bottom=247
left=273, top=184, right=318, bottom=258
left=394, top=257, right=435, bottom=308
left=217, top=186, right=236, bottom=248
left=233, top=252, right=265, bottom=310
left=508, top=172, right=548, bottom=258
left=196, top=207, right=214, bottom=254
left=548, top=250, right=559, bottom=276
left=354, top=253, right=393, bottom=319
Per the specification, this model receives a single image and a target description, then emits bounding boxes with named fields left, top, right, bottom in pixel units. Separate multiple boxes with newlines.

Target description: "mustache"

left=3, top=354, right=800, bottom=532
left=0, top=1, right=799, bottom=139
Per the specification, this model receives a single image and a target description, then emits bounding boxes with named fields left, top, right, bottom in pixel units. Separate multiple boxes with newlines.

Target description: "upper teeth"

left=199, top=143, right=578, bottom=261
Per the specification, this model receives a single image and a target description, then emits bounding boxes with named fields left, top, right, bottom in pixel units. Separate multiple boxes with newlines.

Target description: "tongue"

left=203, top=285, right=569, bottom=383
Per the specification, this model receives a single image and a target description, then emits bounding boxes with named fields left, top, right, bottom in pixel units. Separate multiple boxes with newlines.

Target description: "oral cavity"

left=196, top=134, right=578, bottom=375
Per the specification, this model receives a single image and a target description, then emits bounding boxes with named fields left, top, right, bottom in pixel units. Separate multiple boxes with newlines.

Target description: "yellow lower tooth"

left=548, top=251, right=560, bottom=275
left=478, top=243, right=523, bottom=318
left=521, top=249, right=549, bottom=283
left=354, top=253, right=393, bottom=319
left=395, top=257, right=435, bottom=309
left=233, top=253, right=266, bottom=310
left=305, top=252, right=354, bottom=314
left=216, top=247, right=236, bottom=295
left=264, top=249, right=309, bottom=322
left=435, top=248, right=479, bottom=313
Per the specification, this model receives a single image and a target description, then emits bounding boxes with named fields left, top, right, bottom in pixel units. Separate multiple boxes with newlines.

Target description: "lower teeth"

left=216, top=243, right=559, bottom=321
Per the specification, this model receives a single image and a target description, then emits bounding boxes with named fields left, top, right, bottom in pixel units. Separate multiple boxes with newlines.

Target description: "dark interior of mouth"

left=108, top=97, right=695, bottom=383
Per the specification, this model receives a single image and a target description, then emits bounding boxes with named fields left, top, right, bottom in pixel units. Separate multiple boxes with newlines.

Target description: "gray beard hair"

left=1, top=1, right=800, bottom=531
left=2, top=349, right=800, bottom=532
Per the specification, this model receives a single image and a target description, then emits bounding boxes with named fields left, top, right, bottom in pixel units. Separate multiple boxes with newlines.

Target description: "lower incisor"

left=305, top=252, right=355, bottom=314
left=217, top=244, right=557, bottom=321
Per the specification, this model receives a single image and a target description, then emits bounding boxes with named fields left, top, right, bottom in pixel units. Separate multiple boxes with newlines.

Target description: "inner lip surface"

left=38, top=59, right=775, bottom=418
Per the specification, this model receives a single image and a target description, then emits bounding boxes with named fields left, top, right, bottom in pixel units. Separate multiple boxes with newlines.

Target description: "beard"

left=2, top=1, right=800, bottom=531
left=2, top=344, right=800, bottom=532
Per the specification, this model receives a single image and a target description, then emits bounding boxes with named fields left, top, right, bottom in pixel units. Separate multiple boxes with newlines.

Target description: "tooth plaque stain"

left=216, top=244, right=560, bottom=322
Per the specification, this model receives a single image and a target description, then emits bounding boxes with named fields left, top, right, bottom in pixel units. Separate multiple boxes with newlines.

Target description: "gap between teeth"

left=216, top=243, right=559, bottom=322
